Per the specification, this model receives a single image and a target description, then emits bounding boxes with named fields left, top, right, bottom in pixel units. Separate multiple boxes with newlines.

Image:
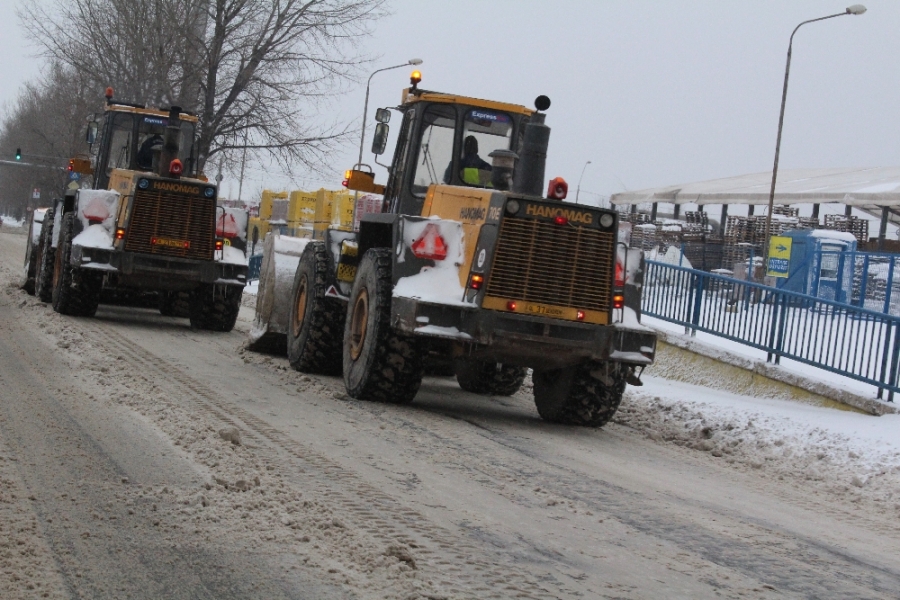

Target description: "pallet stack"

left=824, top=215, right=869, bottom=244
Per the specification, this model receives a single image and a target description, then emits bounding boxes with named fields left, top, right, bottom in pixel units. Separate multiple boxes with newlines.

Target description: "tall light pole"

left=764, top=5, right=866, bottom=273
left=356, top=58, right=423, bottom=170
left=575, top=160, right=591, bottom=204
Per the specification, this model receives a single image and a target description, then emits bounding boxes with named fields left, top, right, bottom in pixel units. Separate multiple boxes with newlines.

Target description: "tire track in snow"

left=84, top=321, right=556, bottom=600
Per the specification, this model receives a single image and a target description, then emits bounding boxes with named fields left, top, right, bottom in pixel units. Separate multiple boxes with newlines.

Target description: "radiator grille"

left=485, top=216, right=615, bottom=311
left=125, top=189, right=215, bottom=260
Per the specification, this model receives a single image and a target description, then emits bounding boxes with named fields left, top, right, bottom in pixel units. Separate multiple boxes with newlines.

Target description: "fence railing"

left=248, top=254, right=263, bottom=281
left=643, top=260, right=900, bottom=401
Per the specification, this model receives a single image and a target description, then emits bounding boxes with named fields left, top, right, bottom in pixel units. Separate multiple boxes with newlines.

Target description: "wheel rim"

left=291, top=274, right=308, bottom=338
left=348, top=288, right=369, bottom=361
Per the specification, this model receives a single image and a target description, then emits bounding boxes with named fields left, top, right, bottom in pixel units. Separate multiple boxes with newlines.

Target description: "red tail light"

left=613, top=294, right=625, bottom=309
left=554, top=215, right=568, bottom=225
left=115, top=228, right=126, bottom=240
left=469, top=274, right=484, bottom=290
left=576, top=310, right=586, bottom=321
left=410, top=223, right=448, bottom=261
left=615, top=260, right=625, bottom=288
left=215, top=239, right=224, bottom=251
left=506, top=300, right=517, bottom=311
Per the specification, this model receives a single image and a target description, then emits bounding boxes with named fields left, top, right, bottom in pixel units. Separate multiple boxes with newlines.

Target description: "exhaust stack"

left=158, top=105, right=182, bottom=178
left=512, top=95, right=551, bottom=197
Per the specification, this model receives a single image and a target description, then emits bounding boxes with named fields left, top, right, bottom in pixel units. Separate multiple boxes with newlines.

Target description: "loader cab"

left=381, top=93, right=533, bottom=216
left=90, top=106, right=199, bottom=190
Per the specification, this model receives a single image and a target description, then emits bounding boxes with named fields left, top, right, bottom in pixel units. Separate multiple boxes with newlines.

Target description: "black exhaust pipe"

left=158, top=105, right=182, bottom=178
left=512, top=95, right=551, bottom=197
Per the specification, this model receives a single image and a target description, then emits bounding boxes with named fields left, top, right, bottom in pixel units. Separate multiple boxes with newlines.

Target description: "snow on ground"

left=0, top=218, right=23, bottom=228
left=241, top=258, right=900, bottom=511
left=616, top=377, right=900, bottom=509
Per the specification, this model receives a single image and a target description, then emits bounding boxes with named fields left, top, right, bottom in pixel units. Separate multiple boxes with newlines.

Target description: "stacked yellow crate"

left=287, top=190, right=316, bottom=238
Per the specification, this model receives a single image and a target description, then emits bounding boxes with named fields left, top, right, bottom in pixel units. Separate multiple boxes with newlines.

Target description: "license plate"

left=151, top=237, right=190, bottom=249
left=523, top=302, right=566, bottom=317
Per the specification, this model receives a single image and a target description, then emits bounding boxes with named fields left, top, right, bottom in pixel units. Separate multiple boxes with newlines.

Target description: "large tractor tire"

left=343, top=248, right=423, bottom=404
left=51, top=212, right=102, bottom=317
left=287, top=242, right=344, bottom=375
left=455, top=360, right=527, bottom=396
left=189, top=284, right=242, bottom=332
left=158, top=290, right=191, bottom=317
left=533, top=362, right=626, bottom=427
left=35, top=207, right=56, bottom=303
left=22, top=214, right=40, bottom=295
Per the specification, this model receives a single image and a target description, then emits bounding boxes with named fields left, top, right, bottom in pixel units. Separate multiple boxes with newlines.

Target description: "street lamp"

left=356, top=58, right=423, bottom=170
left=575, top=160, right=591, bottom=204
left=764, top=5, right=866, bottom=273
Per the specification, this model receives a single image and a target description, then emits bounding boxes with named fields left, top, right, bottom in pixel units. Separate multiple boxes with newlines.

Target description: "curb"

left=650, top=327, right=898, bottom=416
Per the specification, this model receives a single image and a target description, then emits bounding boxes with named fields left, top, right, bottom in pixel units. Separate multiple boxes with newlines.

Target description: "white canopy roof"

left=610, top=167, right=900, bottom=207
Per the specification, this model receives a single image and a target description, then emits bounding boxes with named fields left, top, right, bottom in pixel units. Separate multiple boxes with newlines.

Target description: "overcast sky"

left=2, top=0, right=899, bottom=205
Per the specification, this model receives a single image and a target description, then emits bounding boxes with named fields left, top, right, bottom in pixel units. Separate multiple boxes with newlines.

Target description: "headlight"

left=137, top=178, right=150, bottom=190
left=204, top=187, right=216, bottom=198
left=505, top=200, right=520, bottom=215
left=599, top=213, right=614, bottom=228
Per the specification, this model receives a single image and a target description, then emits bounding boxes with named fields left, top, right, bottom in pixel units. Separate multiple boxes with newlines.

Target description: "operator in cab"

left=444, top=135, right=492, bottom=186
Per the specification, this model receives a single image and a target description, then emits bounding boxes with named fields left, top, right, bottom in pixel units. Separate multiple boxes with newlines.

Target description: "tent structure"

left=610, top=166, right=900, bottom=243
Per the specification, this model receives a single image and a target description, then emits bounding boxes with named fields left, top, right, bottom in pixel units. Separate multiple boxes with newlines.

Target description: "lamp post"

left=575, top=160, right=591, bottom=204
left=763, top=5, right=866, bottom=273
left=356, top=58, right=423, bottom=170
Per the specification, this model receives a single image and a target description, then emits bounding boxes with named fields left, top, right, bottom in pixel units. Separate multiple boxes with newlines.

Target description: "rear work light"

left=410, top=223, right=448, bottom=261
left=547, top=177, right=568, bottom=200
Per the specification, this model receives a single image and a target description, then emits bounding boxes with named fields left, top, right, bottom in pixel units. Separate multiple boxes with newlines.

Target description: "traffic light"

left=15, top=148, right=21, bottom=161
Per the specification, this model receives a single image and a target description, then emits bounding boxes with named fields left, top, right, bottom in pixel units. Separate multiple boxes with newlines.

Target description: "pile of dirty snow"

left=617, top=377, right=900, bottom=511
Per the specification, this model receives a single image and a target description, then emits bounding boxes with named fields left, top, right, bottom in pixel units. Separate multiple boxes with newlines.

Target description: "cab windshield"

left=135, top=115, right=197, bottom=175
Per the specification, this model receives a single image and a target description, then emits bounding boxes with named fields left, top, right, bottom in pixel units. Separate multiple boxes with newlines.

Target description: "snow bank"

left=617, top=378, right=900, bottom=508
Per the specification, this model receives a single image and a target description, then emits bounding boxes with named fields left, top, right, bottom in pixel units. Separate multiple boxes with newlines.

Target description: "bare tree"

left=19, top=0, right=384, bottom=175
left=0, top=63, right=96, bottom=219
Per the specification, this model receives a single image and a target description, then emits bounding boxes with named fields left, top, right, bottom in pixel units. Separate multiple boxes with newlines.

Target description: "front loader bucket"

left=246, top=233, right=311, bottom=354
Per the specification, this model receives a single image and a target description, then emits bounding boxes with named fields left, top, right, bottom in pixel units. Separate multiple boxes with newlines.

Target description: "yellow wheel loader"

left=251, top=73, right=656, bottom=426
left=34, top=88, right=248, bottom=330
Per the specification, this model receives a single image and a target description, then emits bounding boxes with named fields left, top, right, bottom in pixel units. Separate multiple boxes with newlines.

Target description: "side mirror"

left=375, top=108, right=391, bottom=124
left=86, top=122, right=98, bottom=145
left=371, top=123, right=389, bottom=155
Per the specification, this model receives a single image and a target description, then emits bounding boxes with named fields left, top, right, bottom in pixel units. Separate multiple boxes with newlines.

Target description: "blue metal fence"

left=643, top=260, right=900, bottom=401
left=248, top=254, right=263, bottom=281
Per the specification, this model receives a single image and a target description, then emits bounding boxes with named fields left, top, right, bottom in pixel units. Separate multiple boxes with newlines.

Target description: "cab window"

left=458, top=108, right=513, bottom=188
left=412, top=104, right=456, bottom=196
left=108, top=113, right=135, bottom=171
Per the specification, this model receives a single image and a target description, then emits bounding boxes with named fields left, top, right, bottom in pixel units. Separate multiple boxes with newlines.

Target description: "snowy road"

left=1, top=228, right=899, bottom=599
